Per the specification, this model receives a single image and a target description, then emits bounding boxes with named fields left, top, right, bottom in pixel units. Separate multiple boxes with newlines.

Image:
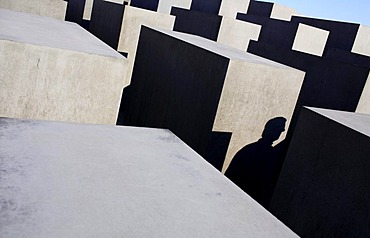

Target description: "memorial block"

left=117, top=6, right=175, bottom=80
left=118, top=26, right=305, bottom=206
left=0, top=9, right=128, bottom=125
left=0, top=117, right=298, bottom=238
left=0, top=0, right=67, bottom=20
left=270, top=107, right=370, bottom=237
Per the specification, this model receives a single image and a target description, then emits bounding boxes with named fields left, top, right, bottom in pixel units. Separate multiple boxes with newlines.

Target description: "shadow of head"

left=261, top=117, right=287, bottom=145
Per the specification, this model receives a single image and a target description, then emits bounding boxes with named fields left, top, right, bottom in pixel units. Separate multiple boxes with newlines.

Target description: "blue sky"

left=269, top=0, right=370, bottom=26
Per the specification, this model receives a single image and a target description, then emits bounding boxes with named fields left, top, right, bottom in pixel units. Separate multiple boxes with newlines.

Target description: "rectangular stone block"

left=217, top=17, right=261, bottom=51
left=157, top=0, right=192, bottom=14
left=117, top=6, right=175, bottom=80
left=171, top=7, right=222, bottom=41
left=0, top=9, right=128, bottom=125
left=270, top=107, right=370, bottom=237
left=118, top=26, right=305, bottom=206
left=218, top=0, right=250, bottom=19
left=352, top=25, right=370, bottom=57
left=89, top=0, right=127, bottom=49
left=246, top=0, right=297, bottom=21
left=0, top=117, right=298, bottom=238
left=292, top=23, right=329, bottom=56
left=190, top=0, right=221, bottom=15
left=0, top=0, right=67, bottom=20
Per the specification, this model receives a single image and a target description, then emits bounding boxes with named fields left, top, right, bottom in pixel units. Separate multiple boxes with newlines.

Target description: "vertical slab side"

left=352, top=25, right=370, bottom=57
left=218, top=0, right=250, bottom=19
left=270, top=3, right=297, bottom=21
left=292, top=23, right=329, bottom=57
left=0, top=41, right=128, bottom=124
left=157, top=0, right=192, bottom=14
left=356, top=72, right=370, bottom=114
left=217, top=17, right=261, bottom=51
left=270, top=107, right=370, bottom=237
left=0, top=0, right=67, bottom=20
left=117, top=6, right=175, bottom=82
left=214, top=60, right=305, bottom=172
left=83, top=0, right=94, bottom=20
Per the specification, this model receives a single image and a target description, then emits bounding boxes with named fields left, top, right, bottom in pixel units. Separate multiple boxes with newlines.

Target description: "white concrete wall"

left=0, top=0, right=67, bottom=20
left=356, top=72, right=370, bottom=114
left=157, top=0, right=192, bottom=14
left=117, top=6, right=175, bottom=82
left=214, top=59, right=304, bottom=173
left=352, top=25, right=370, bottom=57
left=292, top=23, right=329, bottom=57
left=270, top=3, right=297, bottom=21
left=0, top=9, right=128, bottom=125
left=218, top=0, right=250, bottom=19
left=0, top=118, right=298, bottom=238
left=217, top=17, right=261, bottom=51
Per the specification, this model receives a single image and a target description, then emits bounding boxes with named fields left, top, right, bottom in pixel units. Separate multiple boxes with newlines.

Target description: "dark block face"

left=270, top=108, right=370, bottom=238
left=130, top=0, right=159, bottom=11
left=118, top=26, right=229, bottom=157
left=247, top=41, right=369, bottom=143
left=236, top=14, right=299, bottom=49
left=190, top=0, right=222, bottom=15
left=65, top=0, right=85, bottom=25
left=325, top=48, right=370, bottom=68
left=171, top=7, right=222, bottom=41
left=291, top=16, right=360, bottom=54
left=246, top=0, right=273, bottom=18
left=89, top=0, right=126, bottom=49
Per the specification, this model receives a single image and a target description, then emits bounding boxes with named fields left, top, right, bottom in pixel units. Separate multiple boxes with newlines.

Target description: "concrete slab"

left=246, top=0, right=297, bottom=21
left=118, top=26, right=304, bottom=207
left=270, top=107, right=370, bottom=237
left=352, top=25, right=370, bottom=57
left=356, top=72, right=370, bottom=114
left=157, top=0, right=192, bottom=14
left=217, top=17, right=261, bottom=51
left=292, top=23, right=329, bottom=56
left=0, top=0, right=67, bottom=20
left=218, top=0, right=250, bottom=19
left=171, top=7, right=222, bottom=41
left=0, top=9, right=128, bottom=124
left=83, top=0, right=94, bottom=20
left=0, top=117, right=298, bottom=238
left=117, top=6, right=175, bottom=81
left=89, top=0, right=126, bottom=49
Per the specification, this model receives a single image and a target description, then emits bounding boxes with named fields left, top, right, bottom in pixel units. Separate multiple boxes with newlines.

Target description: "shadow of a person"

left=225, top=117, right=287, bottom=208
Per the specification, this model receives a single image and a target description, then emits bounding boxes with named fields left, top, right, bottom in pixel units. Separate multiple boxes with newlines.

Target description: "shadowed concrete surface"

left=0, top=117, right=298, bottom=238
left=0, top=9, right=128, bottom=124
left=270, top=107, right=370, bottom=237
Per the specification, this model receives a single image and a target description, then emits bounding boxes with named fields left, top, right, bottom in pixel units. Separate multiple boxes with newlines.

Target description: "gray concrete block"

left=118, top=26, right=304, bottom=206
left=0, top=9, right=128, bottom=124
left=0, top=117, right=298, bottom=238
left=270, top=107, right=370, bottom=237
left=0, top=0, right=67, bottom=20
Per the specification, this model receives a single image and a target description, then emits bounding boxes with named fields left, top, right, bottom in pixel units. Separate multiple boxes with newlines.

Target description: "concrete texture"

left=292, top=23, right=329, bottom=56
left=117, top=6, right=175, bottom=80
left=0, top=0, right=67, bottom=20
left=0, top=9, right=128, bottom=124
left=270, top=107, right=370, bottom=237
left=352, top=25, right=370, bottom=57
left=217, top=17, right=261, bottom=51
left=0, top=8, right=122, bottom=58
left=171, top=7, right=222, bottom=41
left=0, top=117, right=298, bottom=238
left=118, top=26, right=304, bottom=207
left=218, top=0, right=249, bottom=19
left=83, top=0, right=94, bottom=20
left=270, top=3, right=297, bottom=21
left=291, top=16, right=360, bottom=55
left=356, top=72, right=370, bottom=114
left=157, top=0, right=192, bottom=14
left=246, top=0, right=297, bottom=21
